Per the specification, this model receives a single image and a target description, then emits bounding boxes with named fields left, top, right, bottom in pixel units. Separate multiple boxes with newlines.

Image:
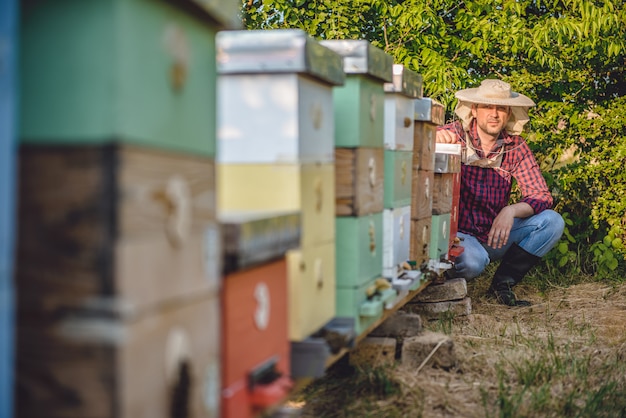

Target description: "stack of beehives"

left=15, top=1, right=241, bottom=416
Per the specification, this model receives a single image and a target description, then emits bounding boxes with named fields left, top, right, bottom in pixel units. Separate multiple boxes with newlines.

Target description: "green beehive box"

left=320, top=40, right=392, bottom=148
left=430, top=213, right=451, bottom=261
left=335, top=278, right=396, bottom=337
left=383, top=150, right=413, bottom=209
left=336, top=213, right=383, bottom=288
left=330, top=77, right=386, bottom=148
left=20, top=0, right=229, bottom=156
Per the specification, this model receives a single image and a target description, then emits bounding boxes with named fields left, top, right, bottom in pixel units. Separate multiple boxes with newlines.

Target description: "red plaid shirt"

left=438, top=120, right=553, bottom=243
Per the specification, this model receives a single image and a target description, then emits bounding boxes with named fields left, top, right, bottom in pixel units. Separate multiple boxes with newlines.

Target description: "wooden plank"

left=432, top=173, right=454, bottom=215
left=335, top=148, right=384, bottom=216
left=411, top=169, right=433, bottom=220
left=410, top=217, right=431, bottom=266
left=413, top=122, right=436, bottom=172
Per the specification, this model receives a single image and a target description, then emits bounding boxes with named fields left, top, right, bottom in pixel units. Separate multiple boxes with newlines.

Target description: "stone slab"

left=369, top=311, right=423, bottom=339
left=403, top=296, right=472, bottom=320
left=413, top=278, right=467, bottom=303
left=400, top=331, right=456, bottom=370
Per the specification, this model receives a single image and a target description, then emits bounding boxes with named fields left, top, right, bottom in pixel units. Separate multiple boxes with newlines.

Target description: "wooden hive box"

left=413, top=98, right=445, bottom=171
left=410, top=217, right=431, bottom=267
left=218, top=163, right=335, bottom=248
left=411, top=169, right=434, bottom=220
left=20, top=0, right=238, bottom=156
left=335, top=213, right=384, bottom=288
left=335, top=148, right=384, bottom=216
left=383, top=64, right=423, bottom=151
left=15, top=144, right=221, bottom=418
left=17, top=293, right=221, bottom=418
left=17, top=145, right=219, bottom=314
left=335, top=277, right=396, bottom=337
left=382, top=206, right=411, bottom=280
left=320, top=40, right=393, bottom=148
left=286, top=241, right=337, bottom=341
left=220, top=210, right=300, bottom=418
left=430, top=213, right=451, bottom=261
left=432, top=172, right=454, bottom=215
left=216, top=29, right=344, bottom=165
left=383, top=150, right=413, bottom=209
left=450, top=172, right=462, bottom=246
left=434, top=143, right=463, bottom=245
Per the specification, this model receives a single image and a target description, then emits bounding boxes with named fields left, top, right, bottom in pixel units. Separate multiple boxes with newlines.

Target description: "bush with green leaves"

left=241, top=0, right=626, bottom=279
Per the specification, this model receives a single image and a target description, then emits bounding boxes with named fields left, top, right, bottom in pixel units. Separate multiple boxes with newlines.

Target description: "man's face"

left=471, top=104, right=511, bottom=137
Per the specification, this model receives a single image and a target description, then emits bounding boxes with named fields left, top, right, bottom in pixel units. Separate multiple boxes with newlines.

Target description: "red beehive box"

left=220, top=210, right=300, bottom=418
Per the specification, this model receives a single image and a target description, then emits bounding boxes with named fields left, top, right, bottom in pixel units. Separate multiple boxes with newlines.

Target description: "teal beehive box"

left=320, top=40, right=392, bottom=148
left=335, top=278, right=396, bottom=336
left=383, top=149, right=413, bottom=208
left=430, top=213, right=451, bottom=261
left=20, top=0, right=240, bottom=156
left=335, top=213, right=383, bottom=288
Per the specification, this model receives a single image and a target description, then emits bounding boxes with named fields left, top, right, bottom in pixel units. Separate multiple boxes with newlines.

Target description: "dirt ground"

left=283, top=280, right=626, bottom=417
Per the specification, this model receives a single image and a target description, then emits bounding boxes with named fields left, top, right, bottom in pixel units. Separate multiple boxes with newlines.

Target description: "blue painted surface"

left=0, top=0, right=18, bottom=416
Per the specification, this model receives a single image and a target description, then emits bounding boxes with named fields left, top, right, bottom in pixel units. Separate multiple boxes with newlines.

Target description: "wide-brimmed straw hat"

left=454, top=79, right=536, bottom=135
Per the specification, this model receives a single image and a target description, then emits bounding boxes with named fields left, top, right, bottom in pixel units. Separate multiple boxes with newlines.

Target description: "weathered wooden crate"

left=412, top=123, right=436, bottom=172
left=335, top=148, right=384, bottom=216
left=411, top=169, right=434, bottom=220
left=16, top=145, right=219, bottom=315
left=410, top=217, right=432, bottom=267
left=17, top=293, right=221, bottom=418
left=432, top=172, right=455, bottom=215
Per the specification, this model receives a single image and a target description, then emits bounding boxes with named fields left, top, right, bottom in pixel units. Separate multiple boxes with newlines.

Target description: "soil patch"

left=288, top=281, right=626, bottom=417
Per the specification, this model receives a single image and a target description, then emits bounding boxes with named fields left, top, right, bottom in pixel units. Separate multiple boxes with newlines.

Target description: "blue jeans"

left=451, top=209, right=565, bottom=280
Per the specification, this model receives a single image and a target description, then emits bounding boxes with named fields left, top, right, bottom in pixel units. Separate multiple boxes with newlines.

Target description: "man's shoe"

left=490, top=285, right=531, bottom=307
left=488, top=243, right=539, bottom=307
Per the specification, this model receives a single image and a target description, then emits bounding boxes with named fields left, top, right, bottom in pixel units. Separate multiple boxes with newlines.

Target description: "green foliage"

left=241, top=0, right=626, bottom=279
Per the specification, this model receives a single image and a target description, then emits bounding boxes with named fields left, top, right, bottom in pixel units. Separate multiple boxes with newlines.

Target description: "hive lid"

left=319, top=39, right=393, bottom=83
left=219, top=209, right=302, bottom=273
left=217, top=29, right=345, bottom=86
left=435, top=143, right=462, bottom=155
left=384, top=64, right=423, bottom=98
left=414, top=97, right=446, bottom=125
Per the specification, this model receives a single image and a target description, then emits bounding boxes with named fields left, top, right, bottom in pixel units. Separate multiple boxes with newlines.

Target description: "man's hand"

left=488, top=203, right=535, bottom=249
left=488, top=206, right=515, bottom=249
left=436, top=129, right=460, bottom=144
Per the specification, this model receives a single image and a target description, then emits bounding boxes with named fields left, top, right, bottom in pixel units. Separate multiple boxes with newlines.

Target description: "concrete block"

left=349, top=337, right=397, bottom=368
left=401, top=331, right=456, bottom=370
left=413, top=278, right=467, bottom=303
left=369, top=311, right=423, bottom=339
left=403, top=296, right=472, bottom=320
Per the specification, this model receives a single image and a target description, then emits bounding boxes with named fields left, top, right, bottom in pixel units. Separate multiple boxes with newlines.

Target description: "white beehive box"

left=384, top=64, right=423, bottom=151
left=217, top=29, right=345, bottom=164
